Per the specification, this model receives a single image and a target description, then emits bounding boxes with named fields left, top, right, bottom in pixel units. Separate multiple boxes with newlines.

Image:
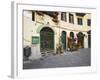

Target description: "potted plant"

left=56, top=41, right=64, bottom=54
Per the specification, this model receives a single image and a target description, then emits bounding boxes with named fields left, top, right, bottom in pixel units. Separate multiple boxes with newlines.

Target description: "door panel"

left=40, top=27, right=54, bottom=52
left=61, top=31, right=66, bottom=50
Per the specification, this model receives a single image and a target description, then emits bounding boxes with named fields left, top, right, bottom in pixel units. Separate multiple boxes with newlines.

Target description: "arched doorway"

left=77, top=32, right=84, bottom=48
left=40, top=27, right=54, bottom=52
left=69, top=32, right=75, bottom=50
left=87, top=30, right=91, bottom=48
left=70, top=32, right=74, bottom=38
left=61, top=31, right=66, bottom=50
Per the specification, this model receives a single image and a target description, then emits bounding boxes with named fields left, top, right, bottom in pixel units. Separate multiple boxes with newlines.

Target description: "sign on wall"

left=32, top=36, right=39, bottom=44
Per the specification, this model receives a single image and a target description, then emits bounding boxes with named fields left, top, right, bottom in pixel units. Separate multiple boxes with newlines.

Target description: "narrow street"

left=23, top=48, right=91, bottom=69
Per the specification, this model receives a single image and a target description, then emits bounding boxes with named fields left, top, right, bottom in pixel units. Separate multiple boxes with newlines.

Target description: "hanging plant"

left=52, top=18, right=59, bottom=23
left=53, top=12, right=59, bottom=17
left=77, top=32, right=85, bottom=37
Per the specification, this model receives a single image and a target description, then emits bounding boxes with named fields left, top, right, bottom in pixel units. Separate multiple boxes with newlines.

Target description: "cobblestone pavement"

left=23, top=48, right=91, bottom=69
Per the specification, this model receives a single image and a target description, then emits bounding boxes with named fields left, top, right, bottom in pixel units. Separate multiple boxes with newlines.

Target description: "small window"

left=77, top=18, right=83, bottom=25
left=32, top=11, right=35, bottom=21
left=69, top=14, right=74, bottom=24
left=87, top=19, right=91, bottom=26
left=61, top=12, right=67, bottom=22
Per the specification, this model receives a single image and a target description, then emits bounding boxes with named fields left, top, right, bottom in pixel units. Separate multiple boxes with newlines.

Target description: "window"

left=32, top=11, right=35, bottom=21
left=77, top=18, right=83, bottom=25
left=69, top=14, right=74, bottom=23
left=87, top=19, right=91, bottom=26
left=61, top=12, right=67, bottom=22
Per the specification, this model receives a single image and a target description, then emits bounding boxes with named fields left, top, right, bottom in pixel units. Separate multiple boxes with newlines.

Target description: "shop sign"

left=32, top=36, right=39, bottom=44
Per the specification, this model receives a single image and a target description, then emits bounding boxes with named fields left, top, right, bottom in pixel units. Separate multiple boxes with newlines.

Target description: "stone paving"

left=23, top=48, right=91, bottom=69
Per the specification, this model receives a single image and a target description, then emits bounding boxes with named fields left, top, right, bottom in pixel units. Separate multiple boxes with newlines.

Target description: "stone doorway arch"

left=40, top=27, right=54, bottom=52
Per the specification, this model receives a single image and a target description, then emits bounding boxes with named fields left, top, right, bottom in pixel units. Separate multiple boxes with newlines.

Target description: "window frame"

left=61, top=12, right=67, bottom=22
left=69, top=13, right=74, bottom=24
left=87, top=19, right=91, bottom=26
left=32, top=11, right=35, bottom=21
left=77, top=18, right=83, bottom=25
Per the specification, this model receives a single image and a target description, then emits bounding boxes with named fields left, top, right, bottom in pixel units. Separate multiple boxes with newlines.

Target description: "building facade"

left=23, top=10, right=91, bottom=60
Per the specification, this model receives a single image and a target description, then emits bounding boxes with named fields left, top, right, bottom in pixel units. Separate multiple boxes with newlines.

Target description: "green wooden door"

left=61, top=31, right=66, bottom=50
left=40, top=27, right=54, bottom=51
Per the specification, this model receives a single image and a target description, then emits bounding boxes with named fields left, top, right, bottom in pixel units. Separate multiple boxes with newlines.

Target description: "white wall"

left=0, top=0, right=99, bottom=80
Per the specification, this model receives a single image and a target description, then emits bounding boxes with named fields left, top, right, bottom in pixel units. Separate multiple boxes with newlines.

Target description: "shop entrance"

left=40, top=27, right=54, bottom=52
left=61, top=31, right=67, bottom=50
left=77, top=32, right=84, bottom=48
